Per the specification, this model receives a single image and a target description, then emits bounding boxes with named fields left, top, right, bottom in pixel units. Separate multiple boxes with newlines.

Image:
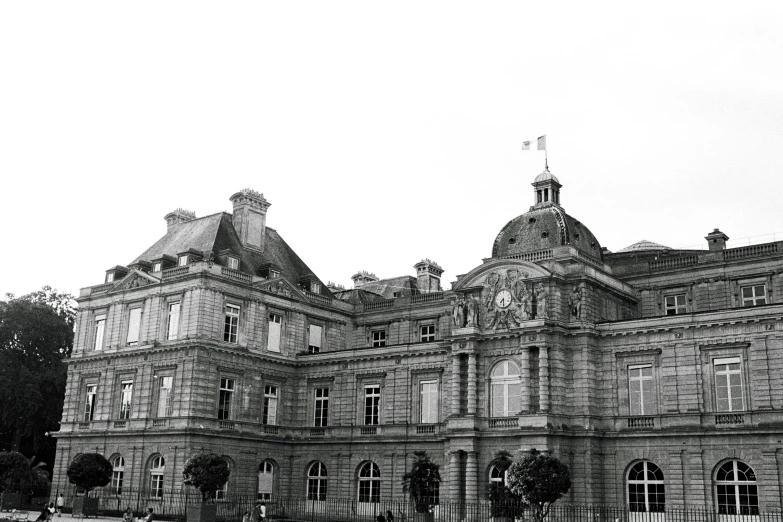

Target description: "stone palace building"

left=51, top=169, right=783, bottom=515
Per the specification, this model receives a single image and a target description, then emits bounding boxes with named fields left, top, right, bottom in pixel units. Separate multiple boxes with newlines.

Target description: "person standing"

left=56, top=495, right=64, bottom=517
left=259, top=502, right=266, bottom=522
left=251, top=501, right=261, bottom=522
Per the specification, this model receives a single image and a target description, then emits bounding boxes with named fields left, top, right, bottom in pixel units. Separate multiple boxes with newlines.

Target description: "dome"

left=492, top=205, right=603, bottom=260
left=616, top=240, right=671, bottom=253
left=534, top=170, right=560, bottom=184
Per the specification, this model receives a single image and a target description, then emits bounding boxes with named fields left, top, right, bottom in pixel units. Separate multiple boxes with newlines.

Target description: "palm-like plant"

left=402, top=451, right=440, bottom=513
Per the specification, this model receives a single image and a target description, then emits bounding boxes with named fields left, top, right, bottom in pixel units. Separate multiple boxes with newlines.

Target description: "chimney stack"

left=351, top=271, right=379, bottom=288
left=414, top=259, right=444, bottom=293
left=164, top=208, right=196, bottom=232
left=230, top=189, right=271, bottom=252
left=705, top=228, right=729, bottom=251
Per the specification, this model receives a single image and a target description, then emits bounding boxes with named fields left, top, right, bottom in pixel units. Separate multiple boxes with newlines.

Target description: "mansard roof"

left=131, top=212, right=329, bottom=294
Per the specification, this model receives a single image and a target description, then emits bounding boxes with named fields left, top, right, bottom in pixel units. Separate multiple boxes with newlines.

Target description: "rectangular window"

left=126, top=307, right=142, bottom=345
left=364, top=385, right=380, bottom=425
left=308, top=324, right=322, bottom=354
left=218, top=378, right=235, bottom=420
left=106, top=273, right=114, bottom=283
left=741, top=285, right=766, bottom=307
left=270, top=269, right=280, bottom=278
left=178, top=255, right=188, bottom=266
left=157, top=376, right=173, bottom=417
left=224, top=304, right=240, bottom=343
left=263, top=385, right=278, bottom=425
left=311, top=282, right=321, bottom=294
left=227, top=257, right=239, bottom=270
left=166, top=302, right=180, bottom=340
left=714, top=357, right=744, bottom=412
left=119, top=380, right=133, bottom=419
left=94, top=315, right=106, bottom=351
left=268, top=314, right=282, bottom=352
left=152, top=262, right=162, bottom=273
left=314, top=388, right=329, bottom=427
left=420, top=324, right=436, bottom=342
left=628, top=365, right=656, bottom=416
left=664, top=294, right=686, bottom=315
left=420, top=380, right=439, bottom=423
left=84, top=384, right=97, bottom=421
left=371, top=330, right=386, bottom=347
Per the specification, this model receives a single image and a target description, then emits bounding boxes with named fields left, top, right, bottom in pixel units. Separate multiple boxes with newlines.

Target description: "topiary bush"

left=182, top=453, right=230, bottom=503
left=66, top=453, right=112, bottom=497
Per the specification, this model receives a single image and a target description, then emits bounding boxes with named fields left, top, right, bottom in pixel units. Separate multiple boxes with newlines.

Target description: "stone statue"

left=570, top=285, right=583, bottom=320
left=465, top=294, right=478, bottom=327
left=535, top=283, right=549, bottom=319
left=452, top=296, right=465, bottom=328
left=516, top=283, right=531, bottom=321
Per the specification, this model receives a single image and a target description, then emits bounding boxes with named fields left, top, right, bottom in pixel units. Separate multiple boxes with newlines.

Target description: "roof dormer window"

left=106, top=273, right=114, bottom=283
left=227, top=257, right=239, bottom=270
left=153, top=262, right=162, bottom=273
left=178, top=255, right=188, bottom=267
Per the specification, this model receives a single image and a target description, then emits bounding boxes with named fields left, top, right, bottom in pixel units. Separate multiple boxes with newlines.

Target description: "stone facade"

left=52, top=173, right=783, bottom=513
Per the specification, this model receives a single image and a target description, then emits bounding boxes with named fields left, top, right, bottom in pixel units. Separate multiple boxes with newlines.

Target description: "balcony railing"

left=263, top=425, right=279, bottom=435
left=220, top=267, right=252, bottom=284
left=218, top=421, right=236, bottom=430
left=723, top=243, right=779, bottom=261
left=649, top=255, right=699, bottom=271
left=304, top=290, right=332, bottom=306
left=715, top=413, right=744, bottom=425
left=113, top=420, right=127, bottom=429
left=152, top=419, right=168, bottom=428
left=78, top=422, right=91, bottom=430
left=309, top=428, right=326, bottom=437
left=162, top=266, right=190, bottom=280
left=501, top=249, right=553, bottom=262
left=360, top=426, right=378, bottom=435
left=416, top=425, right=436, bottom=434
left=411, top=292, right=445, bottom=304
left=363, top=300, right=393, bottom=311
left=627, top=417, right=654, bottom=429
left=488, top=417, right=518, bottom=429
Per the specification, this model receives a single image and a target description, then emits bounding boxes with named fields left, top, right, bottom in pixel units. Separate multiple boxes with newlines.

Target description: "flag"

left=537, top=135, right=546, bottom=151
left=521, top=141, right=531, bottom=150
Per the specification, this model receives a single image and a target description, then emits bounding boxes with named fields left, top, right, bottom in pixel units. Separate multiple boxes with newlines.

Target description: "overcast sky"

left=1, top=1, right=782, bottom=298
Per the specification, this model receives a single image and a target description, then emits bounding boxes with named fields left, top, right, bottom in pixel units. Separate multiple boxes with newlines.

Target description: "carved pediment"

left=256, top=277, right=304, bottom=301
left=113, top=270, right=160, bottom=291
left=451, top=260, right=552, bottom=332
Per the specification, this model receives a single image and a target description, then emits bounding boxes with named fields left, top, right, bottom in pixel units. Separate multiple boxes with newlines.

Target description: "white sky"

left=2, top=1, right=783, bottom=298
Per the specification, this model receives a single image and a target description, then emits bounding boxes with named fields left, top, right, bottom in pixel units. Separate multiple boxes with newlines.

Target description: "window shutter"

left=268, top=320, right=282, bottom=352
left=309, top=325, right=322, bottom=349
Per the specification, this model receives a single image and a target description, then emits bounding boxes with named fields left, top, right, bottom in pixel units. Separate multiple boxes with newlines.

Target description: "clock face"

left=495, top=289, right=513, bottom=309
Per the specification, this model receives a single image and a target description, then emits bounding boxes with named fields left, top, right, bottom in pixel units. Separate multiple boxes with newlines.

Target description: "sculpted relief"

left=453, top=268, right=549, bottom=331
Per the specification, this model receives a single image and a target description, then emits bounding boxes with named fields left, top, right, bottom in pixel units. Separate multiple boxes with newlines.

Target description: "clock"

left=494, top=289, right=512, bottom=309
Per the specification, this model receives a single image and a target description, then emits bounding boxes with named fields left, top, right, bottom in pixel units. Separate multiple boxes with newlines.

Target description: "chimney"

left=164, top=208, right=196, bottom=232
left=229, top=189, right=271, bottom=252
left=414, top=259, right=444, bottom=293
left=326, top=281, right=345, bottom=293
left=705, top=228, right=729, bottom=251
left=351, top=271, right=379, bottom=288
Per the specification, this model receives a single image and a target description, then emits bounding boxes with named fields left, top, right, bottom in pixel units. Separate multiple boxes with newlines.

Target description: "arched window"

left=111, top=455, right=124, bottom=495
left=307, top=462, right=328, bottom=501
left=258, top=461, right=275, bottom=500
left=627, top=461, right=665, bottom=513
left=715, top=460, right=759, bottom=515
left=489, top=465, right=506, bottom=487
left=490, top=360, right=521, bottom=417
left=215, top=459, right=230, bottom=501
left=358, top=462, right=380, bottom=503
left=150, top=456, right=165, bottom=499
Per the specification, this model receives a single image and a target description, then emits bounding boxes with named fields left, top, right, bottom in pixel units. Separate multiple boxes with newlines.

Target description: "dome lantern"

left=531, top=166, right=562, bottom=208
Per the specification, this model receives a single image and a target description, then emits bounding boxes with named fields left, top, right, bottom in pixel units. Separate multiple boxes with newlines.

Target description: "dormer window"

left=106, top=273, right=115, bottom=283
left=311, top=282, right=321, bottom=293
left=153, top=262, right=162, bottom=273
left=178, top=255, right=188, bottom=267
left=270, top=270, right=280, bottom=278
left=227, top=257, right=239, bottom=270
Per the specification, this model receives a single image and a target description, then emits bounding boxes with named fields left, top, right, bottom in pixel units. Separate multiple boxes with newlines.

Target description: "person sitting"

left=123, top=507, right=134, bottom=522
left=35, top=505, right=50, bottom=522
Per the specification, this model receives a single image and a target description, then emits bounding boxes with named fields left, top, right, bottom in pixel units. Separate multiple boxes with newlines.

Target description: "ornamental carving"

left=480, top=269, right=550, bottom=330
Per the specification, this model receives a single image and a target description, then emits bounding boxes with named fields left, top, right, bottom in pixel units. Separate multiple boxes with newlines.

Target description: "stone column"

left=467, top=353, right=477, bottom=415
left=465, top=451, right=478, bottom=503
left=519, top=345, right=530, bottom=412
left=539, top=346, right=550, bottom=412
left=449, top=451, right=461, bottom=502
left=451, top=354, right=461, bottom=417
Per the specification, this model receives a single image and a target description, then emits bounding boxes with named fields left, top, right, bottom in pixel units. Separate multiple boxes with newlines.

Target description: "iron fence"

left=29, top=490, right=783, bottom=522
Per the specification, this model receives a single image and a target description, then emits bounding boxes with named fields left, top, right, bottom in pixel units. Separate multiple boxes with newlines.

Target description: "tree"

left=506, top=450, right=571, bottom=522
left=402, top=450, right=441, bottom=513
left=0, top=451, right=29, bottom=492
left=0, top=288, right=74, bottom=453
left=66, top=454, right=112, bottom=497
left=182, top=453, right=230, bottom=502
